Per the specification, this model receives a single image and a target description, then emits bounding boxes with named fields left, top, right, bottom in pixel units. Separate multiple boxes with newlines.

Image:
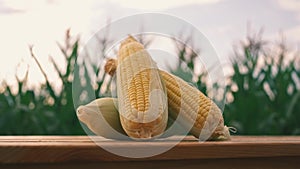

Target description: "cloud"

left=164, top=0, right=300, bottom=60
left=277, top=0, right=300, bottom=11
left=105, top=0, right=223, bottom=10
left=0, top=0, right=23, bottom=14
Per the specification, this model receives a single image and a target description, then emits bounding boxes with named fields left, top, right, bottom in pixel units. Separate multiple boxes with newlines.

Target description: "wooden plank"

left=0, top=136, right=300, bottom=164
left=0, top=157, right=299, bottom=169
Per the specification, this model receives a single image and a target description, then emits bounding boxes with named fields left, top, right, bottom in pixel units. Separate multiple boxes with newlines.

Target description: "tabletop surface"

left=0, top=136, right=300, bottom=164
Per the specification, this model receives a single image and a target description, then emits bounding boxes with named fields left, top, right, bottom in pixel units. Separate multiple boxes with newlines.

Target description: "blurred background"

left=0, top=0, right=299, bottom=135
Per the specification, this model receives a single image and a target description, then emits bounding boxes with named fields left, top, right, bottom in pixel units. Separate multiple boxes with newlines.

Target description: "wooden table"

left=0, top=136, right=299, bottom=169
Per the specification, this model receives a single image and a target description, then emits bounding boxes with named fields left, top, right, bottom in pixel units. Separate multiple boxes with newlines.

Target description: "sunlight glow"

left=0, top=0, right=95, bottom=87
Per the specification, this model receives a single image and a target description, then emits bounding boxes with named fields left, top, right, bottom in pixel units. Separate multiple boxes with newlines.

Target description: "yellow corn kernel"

left=116, top=36, right=168, bottom=139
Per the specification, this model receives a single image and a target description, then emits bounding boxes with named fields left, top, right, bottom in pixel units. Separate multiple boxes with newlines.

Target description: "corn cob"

left=105, top=58, right=230, bottom=141
left=77, top=98, right=127, bottom=139
left=115, top=36, right=168, bottom=139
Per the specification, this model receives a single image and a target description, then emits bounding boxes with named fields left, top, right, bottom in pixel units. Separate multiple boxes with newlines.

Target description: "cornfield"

left=0, top=29, right=299, bottom=135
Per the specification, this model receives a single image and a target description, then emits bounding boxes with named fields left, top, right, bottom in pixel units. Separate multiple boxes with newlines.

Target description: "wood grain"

left=0, top=136, right=300, bottom=168
left=1, top=157, right=299, bottom=169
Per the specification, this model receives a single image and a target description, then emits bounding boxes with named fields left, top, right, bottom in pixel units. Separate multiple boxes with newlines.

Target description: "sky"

left=0, top=0, right=299, bottom=88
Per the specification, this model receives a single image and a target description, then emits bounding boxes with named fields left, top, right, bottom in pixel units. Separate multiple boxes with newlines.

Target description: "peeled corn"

left=105, top=58, right=230, bottom=141
left=115, top=36, right=168, bottom=139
